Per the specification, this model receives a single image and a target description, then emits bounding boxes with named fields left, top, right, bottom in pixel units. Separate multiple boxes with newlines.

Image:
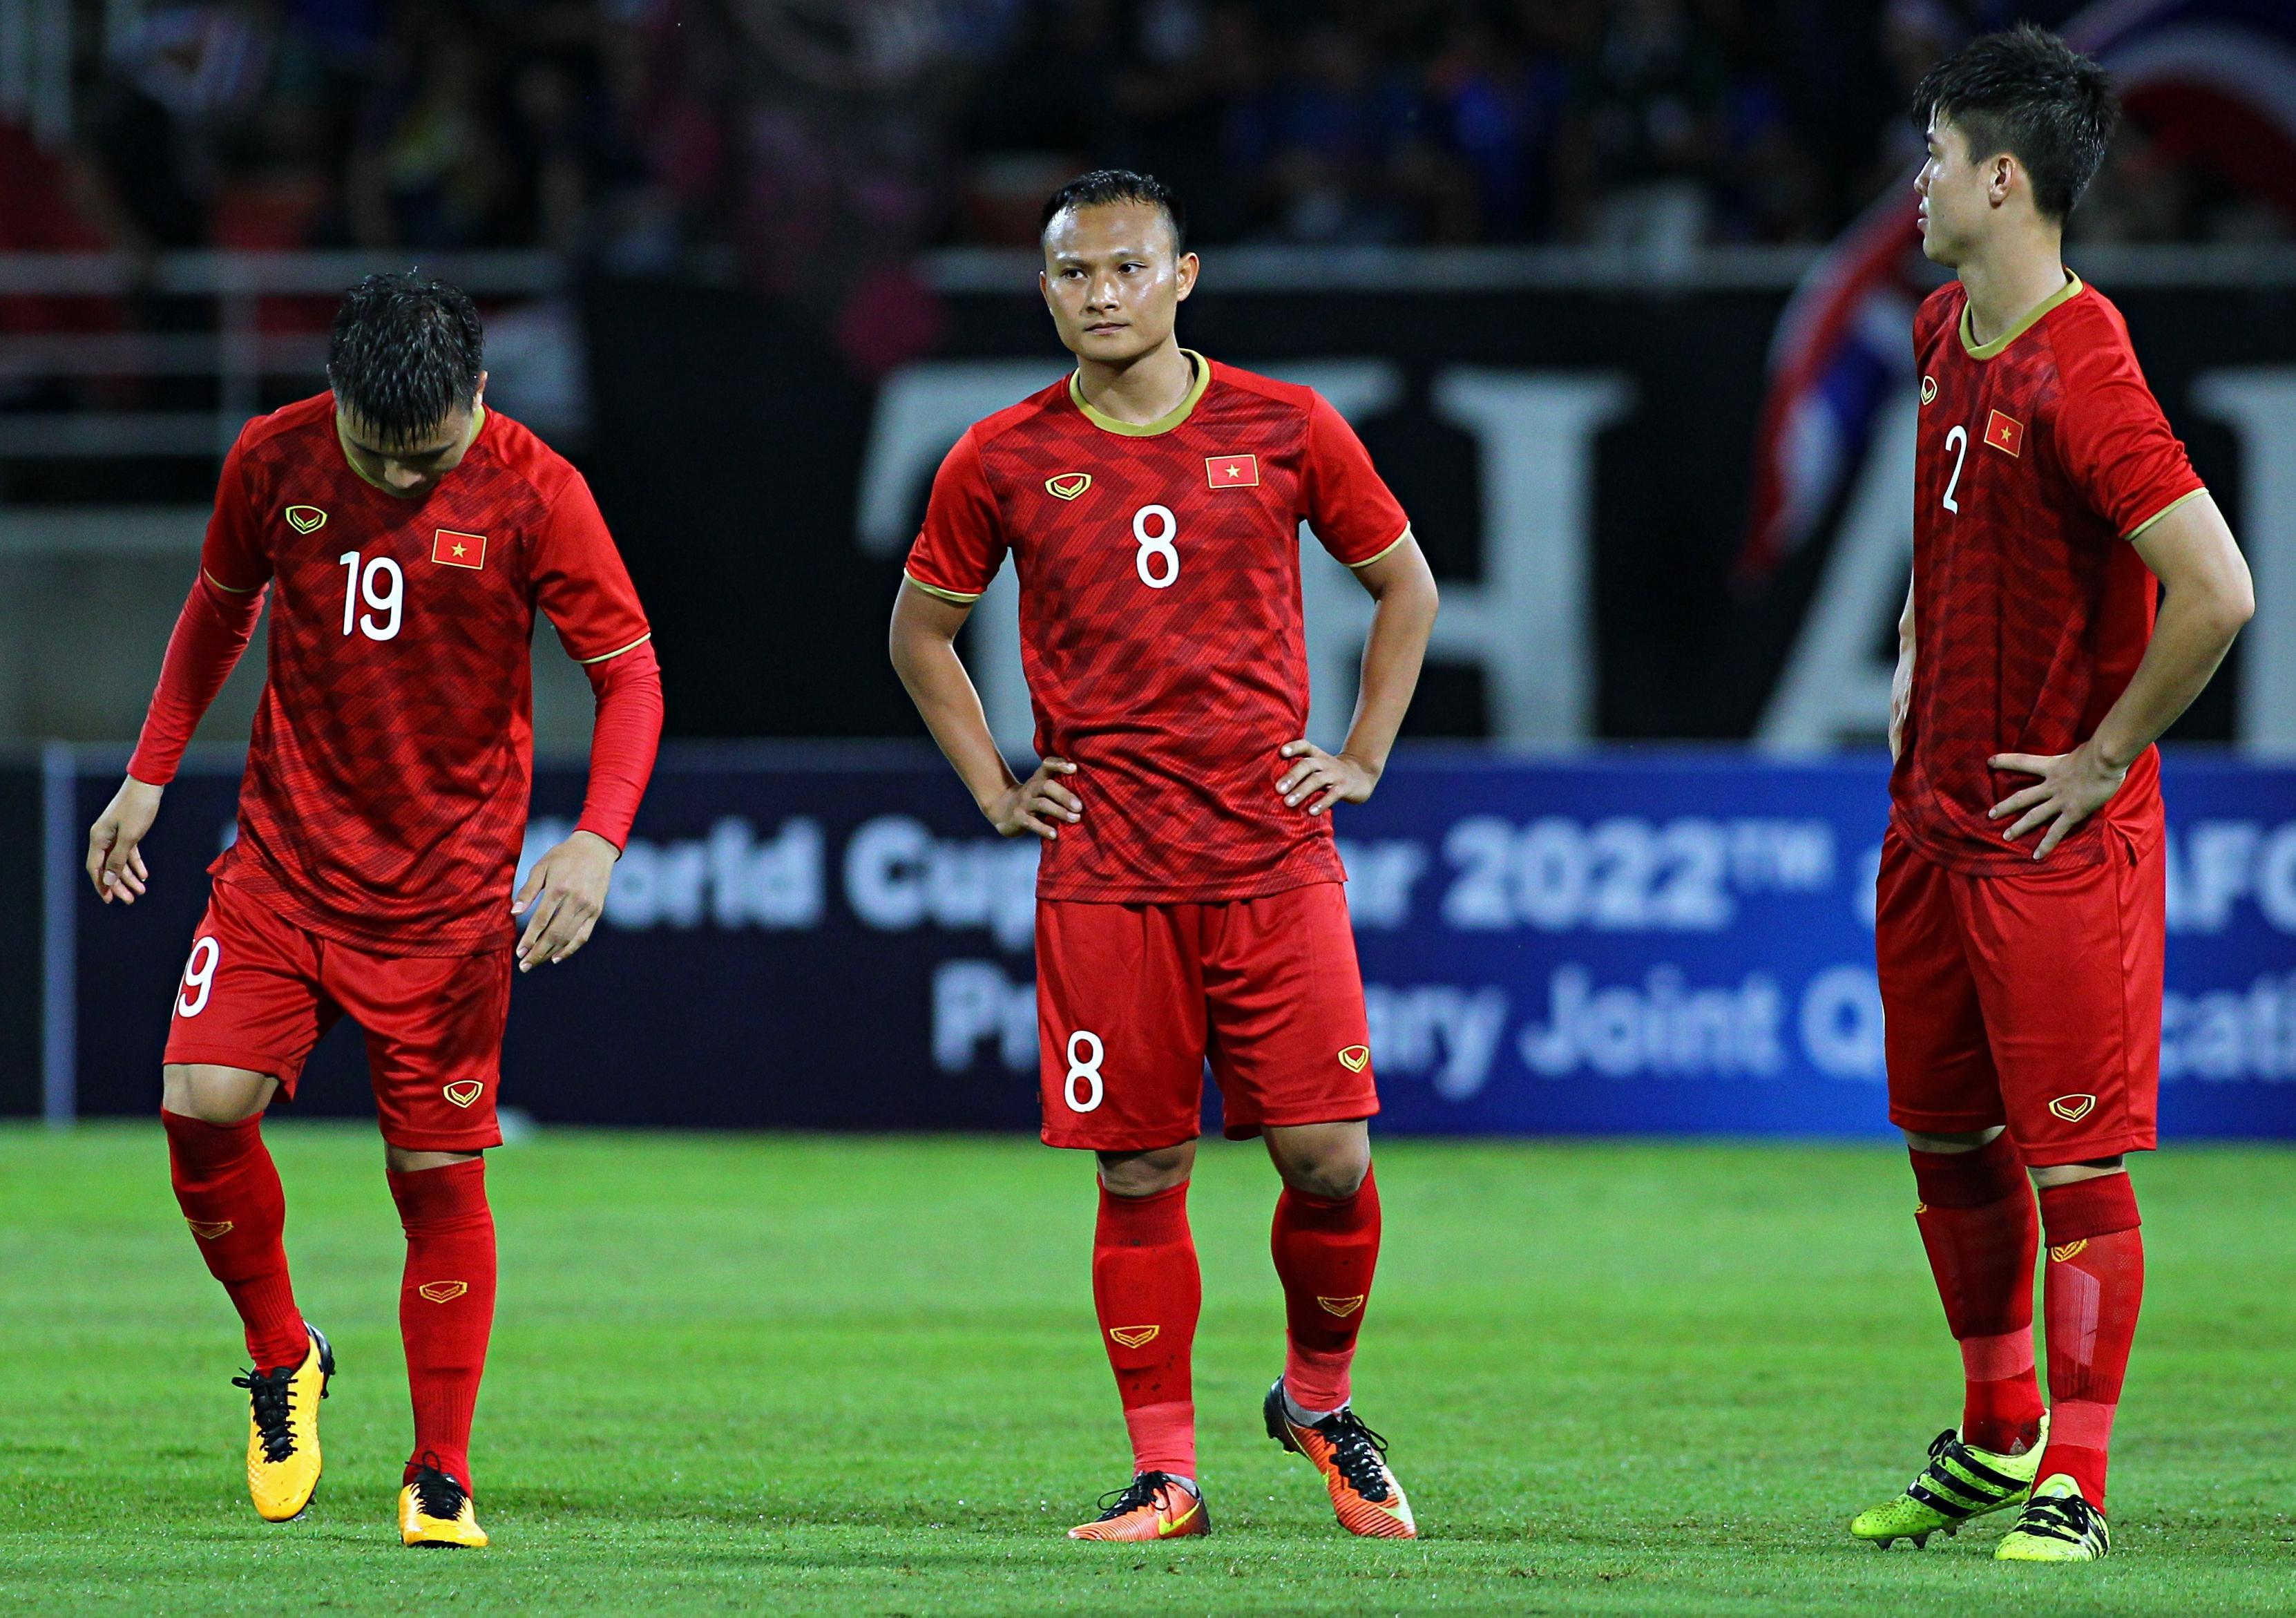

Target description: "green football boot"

left=1849, top=1418, right=2047, bottom=1548
left=1993, top=1474, right=2110, bottom=1562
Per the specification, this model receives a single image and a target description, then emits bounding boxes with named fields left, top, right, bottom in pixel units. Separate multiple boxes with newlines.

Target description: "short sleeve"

left=200, top=432, right=274, bottom=593
left=2054, top=331, right=2206, bottom=541
left=533, top=466, right=653, bottom=664
left=1301, top=392, right=1410, bottom=567
left=904, top=430, right=1006, bottom=602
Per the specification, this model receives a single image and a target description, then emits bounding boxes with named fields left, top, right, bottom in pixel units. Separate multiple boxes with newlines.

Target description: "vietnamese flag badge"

left=1206, top=453, right=1259, bottom=489
left=1984, top=410, right=2025, bottom=457
left=432, top=529, right=488, bottom=569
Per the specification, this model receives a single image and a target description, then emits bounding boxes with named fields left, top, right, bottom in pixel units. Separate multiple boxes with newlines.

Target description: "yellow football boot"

left=1995, top=1474, right=2110, bottom=1561
left=233, top=1325, right=333, bottom=1523
left=401, top=1463, right=488, bottom=1548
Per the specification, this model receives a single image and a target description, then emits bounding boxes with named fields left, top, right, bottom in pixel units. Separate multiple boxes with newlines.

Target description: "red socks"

left=1091, top=1181, right=1200, bottom=1481
left=162, top=1110, right=308, bottom=1370
left=389, top=1157, right=498, bottom=1492
left=2036, top=1174, right=2144, bottom=1507
left=1908, top=1136, right=2045, bottom=1456
left=1271, top=1167, right=1382, bottom=1415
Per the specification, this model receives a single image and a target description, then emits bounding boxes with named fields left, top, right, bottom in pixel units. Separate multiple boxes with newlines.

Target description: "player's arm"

left=1991, top=492, right=2252, bottom=856
left=515, top=470, right=664, bottom=971
left=1278, top=533, right=1439, bottom=815
left=1888, top=578, right=1915, bottom=762
left=888, top=582, right=1080, bottom=840
left=87, top=442, right=271, bottom=904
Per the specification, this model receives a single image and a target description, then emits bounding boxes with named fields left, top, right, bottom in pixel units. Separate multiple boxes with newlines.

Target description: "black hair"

left=1039, top=169, right=1187, bottom=252
left=1911, top=23, right=2117, bottom=222
left=325, top=272, right=486, bottom=444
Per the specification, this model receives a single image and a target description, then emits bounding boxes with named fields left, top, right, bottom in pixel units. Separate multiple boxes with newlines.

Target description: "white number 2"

left=1064, top=1029, right=1106, bottom=1112
left=1132, top=504, right=1178, bottom=589
left=177, top=935, right=220, bottom=1018
left=1942, top=424, right=1969, bottom=514
left=337, top=549, right=405, bottom=641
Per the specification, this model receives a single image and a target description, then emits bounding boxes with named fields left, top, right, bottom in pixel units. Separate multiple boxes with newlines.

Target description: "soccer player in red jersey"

left=1848, top=30, right=2252, bottom=1563
left=890, top=171, right=1439, bottom=1542
left=83, top=275, right=663, bottom=1547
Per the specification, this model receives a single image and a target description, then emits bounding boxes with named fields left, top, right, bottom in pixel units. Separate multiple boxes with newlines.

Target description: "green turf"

left=0, top=1126, right=2289, bottom=1615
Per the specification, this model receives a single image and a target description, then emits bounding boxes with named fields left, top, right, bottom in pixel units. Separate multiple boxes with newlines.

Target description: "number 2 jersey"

left=903, top=352, right=1412, bottom=903
left=129, top=392, right=661, bottom=955
left=1894, top=275, right=2206, bottom=874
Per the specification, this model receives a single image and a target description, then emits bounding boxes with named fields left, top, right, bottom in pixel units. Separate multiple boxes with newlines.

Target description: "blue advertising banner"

left=59, top=748, right=2296, bottom=1138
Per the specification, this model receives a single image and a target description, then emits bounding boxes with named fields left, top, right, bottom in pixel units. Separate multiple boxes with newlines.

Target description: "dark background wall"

left=581, top=275, right=2292, bottom=746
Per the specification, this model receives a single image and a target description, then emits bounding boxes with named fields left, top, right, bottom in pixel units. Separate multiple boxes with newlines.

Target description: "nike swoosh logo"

left=1158, top=1500, right=1200, bottom=1536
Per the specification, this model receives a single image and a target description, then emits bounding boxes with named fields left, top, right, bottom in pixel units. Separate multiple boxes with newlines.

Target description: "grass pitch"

left=0, top=1127, right=2289, bottom=1615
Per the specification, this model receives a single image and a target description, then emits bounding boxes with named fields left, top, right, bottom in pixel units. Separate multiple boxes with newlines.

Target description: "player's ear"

left=1989, top=154, right=2017, bottom=209
left=1175, top=252, right=1198, bottom=302
left=471, top=370, right=488, bottom=411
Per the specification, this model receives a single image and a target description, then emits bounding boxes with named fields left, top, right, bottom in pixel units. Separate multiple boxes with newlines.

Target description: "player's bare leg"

left=1261, top=1121, right=1414, bottom=1539
left=388, top=1143, right=495, bottom=1548
left=161, top=1065, right=334, bottom=1523
left=1071, top=1141, right=1209, bottom=1541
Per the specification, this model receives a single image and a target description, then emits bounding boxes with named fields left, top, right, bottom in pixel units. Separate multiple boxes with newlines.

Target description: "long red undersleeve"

left=573, top=639, right=663, bottom=851
left=127, top=572, right=267, bottom=786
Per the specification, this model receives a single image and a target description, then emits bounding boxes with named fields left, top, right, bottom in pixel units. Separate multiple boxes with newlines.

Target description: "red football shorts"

left=162, top=877, right=511, bottom=1152
left=1876, top=821, right=2164, bottom=1165
left=1033, top=881, right=1378, bottom=1152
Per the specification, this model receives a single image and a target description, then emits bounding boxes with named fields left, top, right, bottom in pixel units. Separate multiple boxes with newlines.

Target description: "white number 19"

left=338, top=549, right=405, bottom=641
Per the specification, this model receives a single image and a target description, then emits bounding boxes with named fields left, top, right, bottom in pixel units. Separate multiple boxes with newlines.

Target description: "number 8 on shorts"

left=1064, top=1029, right=1106, bottom=1113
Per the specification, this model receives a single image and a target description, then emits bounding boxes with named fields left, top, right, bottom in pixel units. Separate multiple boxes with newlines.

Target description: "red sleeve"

left=1300, top=391, right=1410, bottom=566
left=574, top=639, right=662, bottom=851
left=126, top=436, right=271, bottom=784
left=531, top=466, right=660, bottom=849
left=2053, top=324, right=2206, bottom=540
left=903, top=430, right=1006, bottom=601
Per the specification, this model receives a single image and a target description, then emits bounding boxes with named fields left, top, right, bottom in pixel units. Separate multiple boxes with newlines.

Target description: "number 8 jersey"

left=1895, top=276, right=2206, bottom=874
left=904, top=353, right=1412, bottom=903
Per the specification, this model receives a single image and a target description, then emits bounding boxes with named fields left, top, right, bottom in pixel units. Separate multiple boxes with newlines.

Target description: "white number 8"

left=1064, top=1029, right=1106, bottom=1112
left=178, top=935, right=220, bottom=1018
left=1133, top=504, right=1178, bottom=589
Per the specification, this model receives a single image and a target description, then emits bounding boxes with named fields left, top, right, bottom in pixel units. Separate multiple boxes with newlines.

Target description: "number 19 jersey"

left=904, top=353, right=1412, bottom=904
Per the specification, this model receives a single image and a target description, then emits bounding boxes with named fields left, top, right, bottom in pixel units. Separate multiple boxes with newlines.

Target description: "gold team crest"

left=1045, top=473, right=1092, bottom=501
left=1337, top=1045, right=1370, bottom=1073
left=1108, top=1325, right=1159, bottom=1348
left=285, top=505, right=327, bottom=534
left=443, top=1081, right=486, bottom=1108
left=418, top=1282, right=470, bottom=1303
left=1920, top=376, right=1938, bottom=406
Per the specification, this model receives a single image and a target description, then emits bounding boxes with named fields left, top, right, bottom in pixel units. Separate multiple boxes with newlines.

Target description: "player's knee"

left=160, top=1063, right=274, bottom=1125
left=1901, top=1125, right=2002, bottom=1154
left=1097, top=1143, right=1193, bottom=1197
left=2029, top=1155, right=2124, bottom=1190
left=385, top=1145, right=483, bottom=1175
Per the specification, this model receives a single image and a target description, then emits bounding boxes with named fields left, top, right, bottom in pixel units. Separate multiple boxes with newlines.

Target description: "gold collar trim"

left=1069, top=350, right=1211, bottom=437
left=1960, top=273, right=2083, bottom=361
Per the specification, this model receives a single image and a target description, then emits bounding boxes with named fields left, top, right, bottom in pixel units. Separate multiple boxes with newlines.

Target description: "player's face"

left=1915, top=115, right=1991, bottom=266
left=1040, top=203, right=1197, bottom=366
left=335, top=375, right=488, bottom=499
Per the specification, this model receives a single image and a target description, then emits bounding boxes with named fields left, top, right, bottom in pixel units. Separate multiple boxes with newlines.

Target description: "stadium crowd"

left=6, top=0, right=2276, bottom=273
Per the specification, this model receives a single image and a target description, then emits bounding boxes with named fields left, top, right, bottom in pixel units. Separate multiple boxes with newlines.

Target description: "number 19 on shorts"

left=1064, top=1029, right=1106, bottom=1112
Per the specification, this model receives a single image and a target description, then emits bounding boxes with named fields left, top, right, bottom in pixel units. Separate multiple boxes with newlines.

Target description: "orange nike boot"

left=1263, top=1379, right=1417, bottom=1539
left=1066, top=1471, right=1208, bottom=1541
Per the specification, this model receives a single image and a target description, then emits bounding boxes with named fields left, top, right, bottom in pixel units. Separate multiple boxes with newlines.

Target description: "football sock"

left=2036, top=1174, right=2144, bottom=1508
left=1908, top=1136, right=2045, bottom=1455
left=1271, top=1165, right=1381, bottom=1416
left=162, top=1110, right=307, bottom=1370
left=1091, top=1181, right=1200, bottom=1483
left=389, top=1157, right=497, bottom=1494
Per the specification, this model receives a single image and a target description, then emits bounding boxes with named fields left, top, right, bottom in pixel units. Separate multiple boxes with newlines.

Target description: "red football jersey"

left=905, top=352, right=1411, bottom=903
left=192, top=394, right=651, bottom=953
left=1894, top=276, right=2206, bottom=873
